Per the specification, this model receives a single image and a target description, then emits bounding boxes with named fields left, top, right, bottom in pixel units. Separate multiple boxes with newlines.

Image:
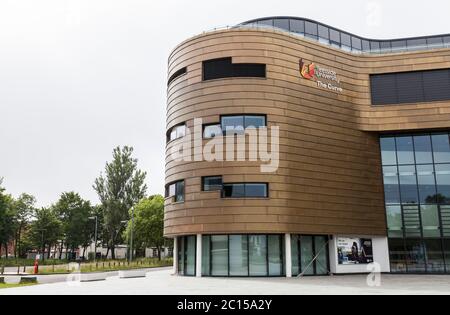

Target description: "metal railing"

left=199, top=24, right=450, bottom=55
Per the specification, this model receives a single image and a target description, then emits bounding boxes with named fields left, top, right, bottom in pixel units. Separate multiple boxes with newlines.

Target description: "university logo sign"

left=300, top=59, right=316, bottom=80
left=299, top=59, right=343, bottom=93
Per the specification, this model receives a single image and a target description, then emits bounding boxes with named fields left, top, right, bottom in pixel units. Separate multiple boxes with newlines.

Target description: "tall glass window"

left=315, top=236, right=329, bottom=275
left=405, top=239, right=426, bottom=272
left=386, top=205, right=403, bottom=237
left=300, top=236, right=315, bottom=276
left=186, top=236, right=196, bottom=276
left=432, top=134, right=450, bottom=163
left=229, top=235, right=249, bottom=276
left=388, top=239, right=408, bottom=273
left=211, top=235, right=228, bottom=276
left=444, top=240, right=450, bottom=272
left=178, top=236, right=196, bottom=276
left=201, top=234, right=285, bottom=277
left=381, top=138, right=397, bottom=165
left=414, top=135, right=433, bottom=164
left=425, top=240, right=445, bottom=273
left=399, top=165, right=418, bottom=204
left=441, top=205, right=450, bottom=237
left=417, top=165, right=437, bottom=204
left=436, top=164, right=450, bottom=204
left=268, top=235, right=283, bottom=276
left=403, top=205, right=421, bottom=238
left=249, top=235, right=268, bottom=276
left=291, top=235, right=299, bottom=276
left=383, top=166, right=401, bottom=204
left=202, top=236, right=211, bottom=276
left=381, top=132, right=450, bottom=274
left=421, top=205, right=440, bottom=238
left=396, top=137, right=415, bottom=165
left=291, top=235, right=329, bottom=276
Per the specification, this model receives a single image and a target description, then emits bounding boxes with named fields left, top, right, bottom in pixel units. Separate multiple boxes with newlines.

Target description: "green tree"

left=29, top=207, right=62, bottom=261
left=93, top=146, right=147, bottom=259
left=53, top=192, right=93, bottom=259
left=11, top=193, right=36, bottom=258
left=124, top=195, right=167, bottom=260
left=0, top=179, right=15, bottom=259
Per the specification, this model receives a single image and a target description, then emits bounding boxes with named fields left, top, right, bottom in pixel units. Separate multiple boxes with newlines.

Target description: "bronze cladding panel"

left=164, top=29, right=450, bottom=238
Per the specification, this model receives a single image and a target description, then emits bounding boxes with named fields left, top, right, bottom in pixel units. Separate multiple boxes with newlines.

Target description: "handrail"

left=197, top=23, right=450, bottom=55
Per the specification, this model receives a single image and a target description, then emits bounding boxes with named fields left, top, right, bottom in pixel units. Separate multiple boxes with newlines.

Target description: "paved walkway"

left=1, top=267, right=170, bottom=284
left=1, top=268, right=450, bottom=295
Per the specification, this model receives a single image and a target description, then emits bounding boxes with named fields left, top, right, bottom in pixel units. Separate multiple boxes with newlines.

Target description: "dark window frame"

left=177, top=235, right=197, bottom=277
left=201, top=234, right=286, bottom=277
left=202, top=57, right=266, bottom=81
left=202, top=123, right=222, bottom=139
left=168, top=67, right=187, bottom=86
left=222, top=183, right=269, bottom=199
left=202, top=176, right=223, bottom=192
left=291, top=235, right=330, bottom=277
left=371, top=68, right=450, bottom=106
left=165, top=180, right=185, bottom=203
left=167, top=123, right=187, bottom=143
left=220, top=114, right=267, bottom=136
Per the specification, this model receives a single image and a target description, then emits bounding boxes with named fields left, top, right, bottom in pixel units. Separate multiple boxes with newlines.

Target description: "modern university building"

left=165, top=17, right=450, bottom=277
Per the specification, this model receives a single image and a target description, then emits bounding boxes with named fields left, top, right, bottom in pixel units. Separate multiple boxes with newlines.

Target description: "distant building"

left=0, top=241, right=14, bottom=258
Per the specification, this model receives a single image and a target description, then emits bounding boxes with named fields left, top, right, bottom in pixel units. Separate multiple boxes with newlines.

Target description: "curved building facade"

left=165, top=17, right=450, bottom=277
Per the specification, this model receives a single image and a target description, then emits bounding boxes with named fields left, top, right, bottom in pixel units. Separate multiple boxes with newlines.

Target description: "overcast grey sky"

left=1, top=0, right=449, bottom=207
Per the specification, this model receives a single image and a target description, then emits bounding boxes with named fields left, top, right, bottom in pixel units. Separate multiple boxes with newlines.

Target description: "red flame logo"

left=300, top=59, right=316, bottom=80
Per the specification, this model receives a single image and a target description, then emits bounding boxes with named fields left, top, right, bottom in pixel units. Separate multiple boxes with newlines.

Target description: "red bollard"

left=34, top=260, right=39, bottom=274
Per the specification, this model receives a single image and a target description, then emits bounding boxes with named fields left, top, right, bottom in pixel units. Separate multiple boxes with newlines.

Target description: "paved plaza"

left=1, top=267, right=450, bottom=295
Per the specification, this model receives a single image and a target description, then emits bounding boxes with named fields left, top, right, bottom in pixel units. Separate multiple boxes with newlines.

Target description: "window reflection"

left=381, top=132, right=450, bottom=273
left=240, top=18, right=450, bottom=54
left=396, top=137, right=415, bottom=165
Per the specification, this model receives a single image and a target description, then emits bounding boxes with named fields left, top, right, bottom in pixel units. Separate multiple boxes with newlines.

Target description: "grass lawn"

left=0, top=283, right=38, bottom=290
left=28, top=258, right=173, bottom=275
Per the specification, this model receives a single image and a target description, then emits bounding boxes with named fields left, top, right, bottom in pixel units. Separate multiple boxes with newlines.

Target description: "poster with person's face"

left=337, top=238, right=374, bottom=265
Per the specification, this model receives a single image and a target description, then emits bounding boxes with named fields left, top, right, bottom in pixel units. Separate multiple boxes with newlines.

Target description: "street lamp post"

left=89, top=216, right=98, bottom=263
left=130, top=206, right=135, bottom=263
left=120, top=220, right=128, bottom=261
left=36, top=229, right=46, bottom=261
left=121, top=206, right=135, bottom=263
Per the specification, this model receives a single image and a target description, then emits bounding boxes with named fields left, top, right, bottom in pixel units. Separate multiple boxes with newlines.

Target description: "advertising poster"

left=338, top=238, right=374, bottom=265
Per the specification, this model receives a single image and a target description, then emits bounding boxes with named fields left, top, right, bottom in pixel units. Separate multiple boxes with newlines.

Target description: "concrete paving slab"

left=1, top=269, right=450, bottom=295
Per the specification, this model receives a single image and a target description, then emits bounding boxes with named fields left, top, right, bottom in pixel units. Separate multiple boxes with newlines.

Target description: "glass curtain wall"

left=201, top=235, right=285, bottom=277
left=381, top=133, right=450, bottom=274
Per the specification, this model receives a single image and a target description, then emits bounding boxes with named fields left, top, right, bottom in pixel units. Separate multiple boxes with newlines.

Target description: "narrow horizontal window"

left=371, top=69, right=450, bottom=106
left=165, top=180, right=185, bottom=202
left=203, top=124, right=222, bottom=139
left=168, top=67, right=187, bottom=86
left=167, top=124, right=186, bottom=143
left=202, top=176, right=223, bottom=192
left=222, top=183, right=268, bottom=198
left=221, top=115, right=266, bottom=136
left=203, top=58, right=266, bottom=81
